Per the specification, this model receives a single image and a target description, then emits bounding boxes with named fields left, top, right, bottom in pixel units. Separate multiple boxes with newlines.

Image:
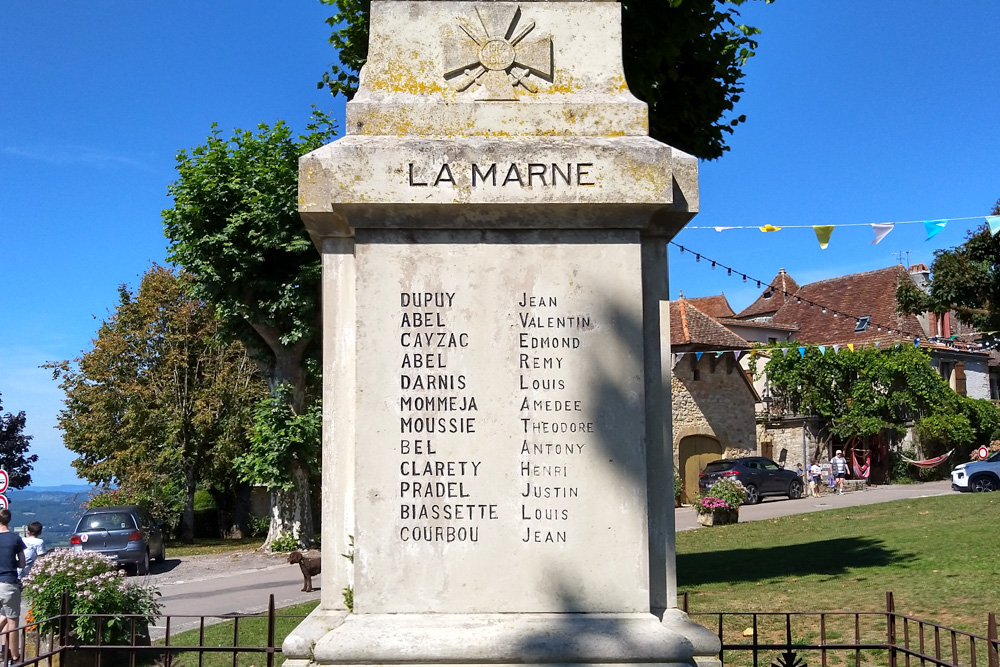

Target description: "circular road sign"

left=0, top=495, right=8, bottom=510
left=978, top=446, right=989, bottom=460
left=0, top=470, right=8, bottom=494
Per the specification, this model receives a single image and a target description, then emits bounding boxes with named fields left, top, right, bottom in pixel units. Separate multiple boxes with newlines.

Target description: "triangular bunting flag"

left=672, top=353, right=684, bottom=369
left=923, top=219, right=947, bottom=240
left=781, top=348, right=790, bottom=357
left=833, top=344, right=840, bottom=354
left=759, top=224, right=782, bottom=232
left=874, top=341, right=881, bottom=349
left=714, top=226, right=737, bottom=232
left=715, top=351, right=725, bottom=358
left=813, top=226, right=835, bottom=250
left=914, top=338, right=920, bottom=347
left=797, top=346, right=806, bottom=357
left=988, top=216, right=1000, bottom=236
left=871, top=222, right=895, bottom=245
left=732, top=350, right=744, bottom=361
left=695, top=352, right=704, bottom=361
left=819, top=345, right=826, bottom=355
left=848, top=343, right=854, bottom=352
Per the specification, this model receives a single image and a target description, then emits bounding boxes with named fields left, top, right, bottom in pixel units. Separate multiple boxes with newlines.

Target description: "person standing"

left=0, top=509, right=25, bottom=665
left=809, top=460, right=822, bottom=497
left=832, top=450, right=849, bottom=495
left=19, top=522, right=44, bottom=580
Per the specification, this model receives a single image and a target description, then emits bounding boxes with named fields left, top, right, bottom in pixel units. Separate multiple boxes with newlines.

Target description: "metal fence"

left=2, top=591, right=995, bottom=667
left=3, top=594, right=301, bottom=667
left=683, top=592, right=1000, bottom=667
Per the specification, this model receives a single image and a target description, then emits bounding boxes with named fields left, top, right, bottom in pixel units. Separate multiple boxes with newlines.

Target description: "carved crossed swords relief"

left=443, top=4, right=553, bottom=101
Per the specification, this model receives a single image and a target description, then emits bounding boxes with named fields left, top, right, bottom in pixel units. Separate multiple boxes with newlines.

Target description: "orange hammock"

left=900, top=449, right=954, bottom=469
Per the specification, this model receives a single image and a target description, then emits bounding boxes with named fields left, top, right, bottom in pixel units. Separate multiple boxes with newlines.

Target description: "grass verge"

left=165, top=537, right=265, bottom=558
left=154, top=600, right=320, bottom=666
left=678, top=491, right=1000, bottom=633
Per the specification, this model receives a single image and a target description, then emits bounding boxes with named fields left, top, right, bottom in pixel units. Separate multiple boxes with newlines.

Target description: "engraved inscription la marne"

left=408, top=162, right=596, bottom=188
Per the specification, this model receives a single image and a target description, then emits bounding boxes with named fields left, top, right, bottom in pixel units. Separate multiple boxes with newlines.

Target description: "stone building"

left=669, top=298, right=758, bottom=502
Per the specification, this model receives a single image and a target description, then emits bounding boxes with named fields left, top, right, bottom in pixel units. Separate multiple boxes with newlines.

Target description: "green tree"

left=47, top=266, right=266, bottom=542
left=754, top=344, right=999, bottom=461
left=897, top=200, right=1000, bottom=335
left=162, top=112, right=337, bottom=549
left=0, top=393, right=38, bottom=489
left=318, top=0, right=772, bottom=159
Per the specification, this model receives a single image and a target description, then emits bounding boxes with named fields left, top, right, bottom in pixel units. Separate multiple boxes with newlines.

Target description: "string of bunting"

left=672, top=340, right=949, bottom=369
left=682, top=214, right=1000, bottom=250
left=670, top=241, right=1000, bottom=351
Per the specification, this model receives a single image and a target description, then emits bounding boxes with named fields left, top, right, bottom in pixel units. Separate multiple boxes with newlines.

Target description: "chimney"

left=908, top=263, right=930, bottom=293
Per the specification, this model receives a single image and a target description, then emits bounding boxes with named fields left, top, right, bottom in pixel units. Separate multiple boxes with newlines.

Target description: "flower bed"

left=694, top=478, right=747, bottom=526
left=23, top=549, right=160, bottom=646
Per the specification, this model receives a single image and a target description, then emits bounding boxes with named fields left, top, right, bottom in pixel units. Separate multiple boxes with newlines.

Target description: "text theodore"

left=408, top=162, right=596, bottom=188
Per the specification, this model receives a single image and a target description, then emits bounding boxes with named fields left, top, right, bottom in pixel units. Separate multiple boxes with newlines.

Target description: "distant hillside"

left=6, top=487, right=94, bottom=548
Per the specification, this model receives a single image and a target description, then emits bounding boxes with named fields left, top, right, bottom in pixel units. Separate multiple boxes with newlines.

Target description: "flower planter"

left=696, top=508, right=739, bottom=526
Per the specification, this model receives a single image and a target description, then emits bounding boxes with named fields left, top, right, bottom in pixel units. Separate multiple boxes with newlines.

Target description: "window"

left=855, top=316, right=871, bottom=333
left=939, top=361, right=953, bottom=383
left=955, top=361, right=966, bottom=396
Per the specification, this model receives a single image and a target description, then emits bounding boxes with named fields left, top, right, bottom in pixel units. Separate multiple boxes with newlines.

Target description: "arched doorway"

left=679, top=435, right=724, bottom=503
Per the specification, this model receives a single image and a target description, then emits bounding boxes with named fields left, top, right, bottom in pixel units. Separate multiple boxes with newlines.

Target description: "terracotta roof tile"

left=685, top=294, right=736, bottom=319
left=735, top=269, right=800, bottom=319
left=669, top=299, right=751, bottom=350
left=771, top=265, right=925, bottom=345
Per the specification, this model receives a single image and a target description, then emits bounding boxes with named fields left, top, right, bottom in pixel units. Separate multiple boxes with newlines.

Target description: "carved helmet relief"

left=444, top=4, right=553, bottom=101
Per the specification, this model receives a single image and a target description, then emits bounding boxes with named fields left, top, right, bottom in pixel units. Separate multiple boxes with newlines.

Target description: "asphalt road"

left=145, top=480, right=955, bottom=636
left=675, top=479, right=954, bottom=531
left=147, top=551, right=321, bottom=638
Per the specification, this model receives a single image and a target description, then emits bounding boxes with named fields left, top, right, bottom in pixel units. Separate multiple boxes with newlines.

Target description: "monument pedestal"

left=285, top=0, right=720, bottom=665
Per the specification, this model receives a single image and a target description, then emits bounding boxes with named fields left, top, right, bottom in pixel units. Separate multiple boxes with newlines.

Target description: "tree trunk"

left=264, top=461, right=313, bottom=549
left=180, top=466, right=196, bottom=544
left=259, top=340, right=315, bottom=552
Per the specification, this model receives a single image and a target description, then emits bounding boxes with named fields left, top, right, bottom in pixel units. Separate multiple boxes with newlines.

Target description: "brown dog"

left=288, top=551, right=321, bottom=592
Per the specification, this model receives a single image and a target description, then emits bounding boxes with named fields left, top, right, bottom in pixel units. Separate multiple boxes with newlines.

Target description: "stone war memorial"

left=284, top=0, right=719, bottom=665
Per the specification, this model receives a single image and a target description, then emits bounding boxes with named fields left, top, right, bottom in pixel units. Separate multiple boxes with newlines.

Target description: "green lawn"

left=678, top=492, right=1000, bottom=633
left=165, top=537, right=265, bottom=558
left=156, top=600, right=319, bottom=666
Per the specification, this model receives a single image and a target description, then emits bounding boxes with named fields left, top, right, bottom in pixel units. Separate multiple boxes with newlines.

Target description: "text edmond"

left=408, top=162, right=596, bottom=188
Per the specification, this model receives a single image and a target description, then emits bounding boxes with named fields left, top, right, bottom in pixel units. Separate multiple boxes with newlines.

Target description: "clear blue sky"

left=1, top=2, right=997, bottom=487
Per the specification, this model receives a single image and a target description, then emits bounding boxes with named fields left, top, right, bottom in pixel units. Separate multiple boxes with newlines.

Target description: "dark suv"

left=71, top=505, right=166, bottom=575
left=698, top=456, right=803, bottom=504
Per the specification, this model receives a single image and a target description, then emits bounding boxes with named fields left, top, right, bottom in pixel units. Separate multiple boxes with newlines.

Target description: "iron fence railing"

left=0, top=593, right=305, bottom=667
left=0, top=590, right=994, bottom=667
left=682, top=592, right=999, bottom=667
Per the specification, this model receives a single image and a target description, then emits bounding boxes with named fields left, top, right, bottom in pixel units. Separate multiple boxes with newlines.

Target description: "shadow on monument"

left=677, top=536, right=912, bottom=587
left=513, top=285, right=678, bottom=659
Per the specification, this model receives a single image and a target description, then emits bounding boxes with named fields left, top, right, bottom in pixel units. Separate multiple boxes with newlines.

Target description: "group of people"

left=797, top=450, right=850, bottom=498
left=0, top=509, right=45, bottom=665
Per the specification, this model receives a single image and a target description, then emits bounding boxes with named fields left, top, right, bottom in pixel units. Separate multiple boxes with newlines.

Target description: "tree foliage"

left=318, top=0, right=772, bottom=160
left=162, top=112, right=337, bottom=548
left=0, top=393, right=38, bottom=489
left=753, top=344, right=999, bottom=460
left=47, top=266, right=266, bottom=541
left=897, top=200, right=1000, bottom=335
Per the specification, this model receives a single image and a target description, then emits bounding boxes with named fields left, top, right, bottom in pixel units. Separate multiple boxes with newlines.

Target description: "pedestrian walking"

left=832, top=450, right=849, bottom=495
left=0, top=509, right=25, bottom=665
left=808, top=460, right=822, bottom=497
left=19, top=521, right=44, bottom=580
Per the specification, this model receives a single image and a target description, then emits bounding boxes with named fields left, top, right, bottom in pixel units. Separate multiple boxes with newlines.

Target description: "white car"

left=951, top=451, right=1000, bottom=493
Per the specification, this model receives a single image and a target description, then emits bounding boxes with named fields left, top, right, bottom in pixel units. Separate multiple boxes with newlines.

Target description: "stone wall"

left=672, top=353, right=755, bottom=455
left=756, top=419, right=827, bottom=472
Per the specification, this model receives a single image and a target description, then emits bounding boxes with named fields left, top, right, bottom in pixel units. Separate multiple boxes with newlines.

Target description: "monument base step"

left=290, top=610, right=719, bottom=666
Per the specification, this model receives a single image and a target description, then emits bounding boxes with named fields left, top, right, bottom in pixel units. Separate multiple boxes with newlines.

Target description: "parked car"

left=70, top=505, right=166, bottom=575
left=951, top=450, right=1000, bottom=493
left=698, top=456, right=803, bottom=504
